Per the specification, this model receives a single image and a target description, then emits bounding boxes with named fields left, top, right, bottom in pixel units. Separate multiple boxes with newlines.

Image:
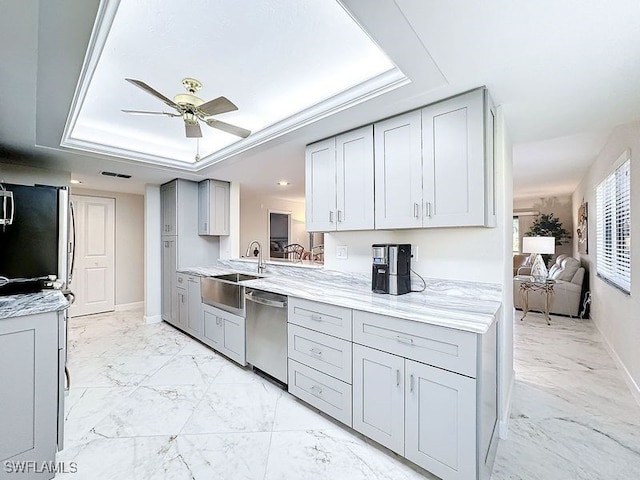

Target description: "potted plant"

left=526, top=212, right=571, bottom=264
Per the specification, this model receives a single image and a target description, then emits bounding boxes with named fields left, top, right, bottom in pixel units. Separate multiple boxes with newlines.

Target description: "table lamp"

left=522, top=236, right=555, bottom=279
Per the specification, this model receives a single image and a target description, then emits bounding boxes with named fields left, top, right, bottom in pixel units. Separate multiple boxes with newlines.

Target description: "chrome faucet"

left=245, top=240, right=266, bottom=274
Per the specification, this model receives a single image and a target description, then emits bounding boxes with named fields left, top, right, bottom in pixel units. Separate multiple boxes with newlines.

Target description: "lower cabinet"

left=353, top=344, right=477, bottom=480
left=0, top=312, right=59, bottom=479
left=202, top=303, right=246, bottom=366
left=186, top=276, right=203, bottom=336
left=177, top=286, right=188, bottom=329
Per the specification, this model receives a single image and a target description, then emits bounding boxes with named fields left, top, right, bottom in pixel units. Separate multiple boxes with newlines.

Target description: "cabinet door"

left=422, top=89, right=486, bottom=227
left=222, top=314, right=246, bottom=366
left=405, top=360, right=476, bottom=480
left=203, top=306, right=224, bottom=348
left=374, top=110, right=423, bottom=229
left=177, top=287, right=188, bottom=329
left=305, top=137, right=337, bottom=232
left=0, top=312, right=58, bottom=473
left=336, top=125, right=374, bottom=231
left=160, top=181, right=177, bottom=234
left=187, top=277, right=203, bottom=335
left=197, top=180, right=209, bottom=235
left=161, top=238, right=177, bottom=324
left=352, top=344, right=404, bottom=455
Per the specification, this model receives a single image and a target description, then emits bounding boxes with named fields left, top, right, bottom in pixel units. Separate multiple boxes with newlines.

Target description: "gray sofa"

left=514, top=254, right=585, bottom=317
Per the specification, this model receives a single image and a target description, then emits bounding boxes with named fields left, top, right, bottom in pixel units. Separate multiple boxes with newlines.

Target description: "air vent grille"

left=101, top=171, right=132, bottom=179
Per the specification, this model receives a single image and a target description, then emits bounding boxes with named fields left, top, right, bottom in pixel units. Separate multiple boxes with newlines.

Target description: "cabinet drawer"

left=288, top=297, right=352, bottom=340
left=288, top=324, right=352, bottom=383
left=353, top=311, right=477, bottom=378
left=176, top=273, right=188, bottom=289
left=288, top=359, right=352, bottom=427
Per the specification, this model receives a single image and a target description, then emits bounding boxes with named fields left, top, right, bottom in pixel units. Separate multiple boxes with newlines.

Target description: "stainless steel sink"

left=201, top=273, right=263, bottom=316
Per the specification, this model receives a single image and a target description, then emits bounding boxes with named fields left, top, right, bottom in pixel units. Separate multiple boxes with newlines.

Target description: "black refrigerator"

left=0, top=183, right=71, bottom=295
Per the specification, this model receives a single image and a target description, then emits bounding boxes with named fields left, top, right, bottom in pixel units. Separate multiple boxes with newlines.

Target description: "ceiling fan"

left=122, top=77, right=251, bottom=139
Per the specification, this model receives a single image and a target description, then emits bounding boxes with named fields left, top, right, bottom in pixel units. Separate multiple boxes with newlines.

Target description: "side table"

left=517, top=276, right=556, bottom=325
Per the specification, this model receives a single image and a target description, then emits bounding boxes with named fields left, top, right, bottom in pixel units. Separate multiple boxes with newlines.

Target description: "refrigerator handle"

left=69, top=201, right=76, bottom=284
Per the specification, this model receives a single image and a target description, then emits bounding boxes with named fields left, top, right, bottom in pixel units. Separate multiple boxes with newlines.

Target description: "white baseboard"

left=144, top=314, right=162, bottom=324
left=499, top=372, right=515, bottom=439
left=592, top=319, right=640, bottom=408
left=115, top=301, right=144, bottom=312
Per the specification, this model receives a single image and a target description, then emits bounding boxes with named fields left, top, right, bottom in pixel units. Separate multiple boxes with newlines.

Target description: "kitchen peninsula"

left=0, top=290, right=69, bottom=479
left=174, top=260, right=501, bottom=480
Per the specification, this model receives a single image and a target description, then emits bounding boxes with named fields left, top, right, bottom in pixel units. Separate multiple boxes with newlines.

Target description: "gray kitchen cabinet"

left=405, top=359, right=476, bottom=480
left=202, top=303, right=246, bottom=366
left=198, top=179, right=230, bottom=236
left=0, top=311, right=59, bottom=479
left=160, top=180, right=177, bottom=234
left=421, top=88, right=495, bottom=227
left=187, top=276, right=203, bottom=335
left=161, top=237, right=177, bottom=324
left=305, top=125, right=374, bottom=232
left=176, top=274, right=188, bottom=330
left=352, top=344, right=405, bottom=455
left=373, top=110, right=423, bottom=230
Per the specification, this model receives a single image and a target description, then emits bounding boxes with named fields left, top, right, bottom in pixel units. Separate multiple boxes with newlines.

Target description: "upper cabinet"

left=198, top=179, right=230, bottom=236
left=421, top=89, right=495, bottom=227
left=306, top=125, right=375, bottom=232
left=160, top=181, right=177, bottom=234
left=306, top=88, right=496, bottom=232
left=374, top=111, right=423, bottom=229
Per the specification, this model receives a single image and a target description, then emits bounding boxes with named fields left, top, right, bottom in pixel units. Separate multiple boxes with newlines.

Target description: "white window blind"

left=596, top=154, right=631, bottom=294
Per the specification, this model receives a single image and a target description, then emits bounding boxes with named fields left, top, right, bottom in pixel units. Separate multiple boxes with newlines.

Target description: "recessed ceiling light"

left=70, top=179, right=82, bottom=184
left=277, top=181, right=290, bottom=186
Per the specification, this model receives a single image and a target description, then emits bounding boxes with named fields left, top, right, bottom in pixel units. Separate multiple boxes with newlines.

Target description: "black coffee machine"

left=371, top=244, right=412, bottom=295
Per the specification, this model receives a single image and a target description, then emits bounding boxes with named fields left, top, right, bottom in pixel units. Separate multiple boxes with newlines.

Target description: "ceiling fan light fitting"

left=173, top=93, right=203, bottom=107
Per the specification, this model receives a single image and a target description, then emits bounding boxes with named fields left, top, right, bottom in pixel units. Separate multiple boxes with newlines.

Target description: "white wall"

left=571, top=120, right=640, bottom=397
left=514, top=195, right=573, bottom=256
left=144, top=184, right=161, bottom=323
left=71, top=187, right=144, bottom=307
left=240, top=192, right=307, bottom=257
left=0, top=163, right=70, bottom=186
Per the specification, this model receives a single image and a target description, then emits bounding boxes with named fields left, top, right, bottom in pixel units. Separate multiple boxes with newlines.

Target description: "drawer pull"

left=396, top=369, right=401, bottom=387
left=310, top=314, right=323, bottom=322
left=310, top=384, right=323, bottom=396
left=310, top=347, right=323, bottom=356
left=396, top=335, right=414, bottom=345
left=410, top=374, right=415, bottom=393
left=178, top=277, right=183, bottom=283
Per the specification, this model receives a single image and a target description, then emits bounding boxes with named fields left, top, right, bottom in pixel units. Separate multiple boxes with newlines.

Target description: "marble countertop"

left=0, top=290, right=70, bottom=320
left=180, top=260, right=501, bottom=334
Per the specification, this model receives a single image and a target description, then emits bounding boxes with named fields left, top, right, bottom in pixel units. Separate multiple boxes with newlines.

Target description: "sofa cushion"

left=552, top=256, right=581, bottom=282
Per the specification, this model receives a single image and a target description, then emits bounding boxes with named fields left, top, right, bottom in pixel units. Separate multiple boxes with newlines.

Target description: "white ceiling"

left=1, top=0, right=640, bottom=201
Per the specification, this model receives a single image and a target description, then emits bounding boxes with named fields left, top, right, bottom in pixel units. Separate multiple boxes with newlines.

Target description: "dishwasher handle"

left=245, top=290, right=287, bottom=309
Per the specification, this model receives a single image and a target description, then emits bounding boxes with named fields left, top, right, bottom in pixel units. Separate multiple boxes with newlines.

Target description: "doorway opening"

left=268, top=211, right=291, bottom=259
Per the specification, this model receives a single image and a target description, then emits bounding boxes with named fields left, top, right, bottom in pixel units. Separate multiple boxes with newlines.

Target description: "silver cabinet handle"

left=310, top=347, right=323, bottom=356
left=337, top=210, right=343, bottom=223
left=413, top=202, right=420, bottom=218
left=410, top=374, right=415, bottom=393
left=178, top=277, right=183, bottom=283
left=396, top=369, right=401, bottom=387
left=329, top=211, right=334, bottom=223
left=310, top=314, right=323, bottom=322
left=425, top=202, right=432, bottom=217
left=396, top=335, right=414, bottom=345
left=310, top=385, right=323, bottom=396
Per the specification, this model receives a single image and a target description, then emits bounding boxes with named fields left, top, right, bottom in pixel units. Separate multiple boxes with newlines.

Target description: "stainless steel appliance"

left=372, top=243, right=412, bottom=295
left=245, top=288, right=288, bottom=384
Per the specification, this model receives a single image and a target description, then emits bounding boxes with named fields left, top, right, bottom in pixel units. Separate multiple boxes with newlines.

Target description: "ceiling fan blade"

left=198, top=96, right=238, bottom=116
left=205, top=118, right=251, bottom=138
left=121, top=109, right=180, bottom=117
left=185, top=122, right=203, bottom=138
left=125, top=78, right=180, bottom=110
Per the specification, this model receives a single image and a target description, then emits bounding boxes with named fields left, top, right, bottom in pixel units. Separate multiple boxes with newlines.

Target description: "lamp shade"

left=522, top=236, right=555, bottom=254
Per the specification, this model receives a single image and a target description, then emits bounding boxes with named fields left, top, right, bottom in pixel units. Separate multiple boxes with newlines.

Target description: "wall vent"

left=100, top=171, right=131, bottom=179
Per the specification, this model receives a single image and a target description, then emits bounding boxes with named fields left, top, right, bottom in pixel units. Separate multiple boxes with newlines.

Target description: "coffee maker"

left=371, top=244, right=412, bottom=295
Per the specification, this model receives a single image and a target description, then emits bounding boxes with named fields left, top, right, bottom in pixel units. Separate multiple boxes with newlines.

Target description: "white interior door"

left=69, top=195, right=115, bottom=317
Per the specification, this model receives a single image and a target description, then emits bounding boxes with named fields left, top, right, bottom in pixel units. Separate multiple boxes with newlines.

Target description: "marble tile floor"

left=57, top=309, right=640, bottom=480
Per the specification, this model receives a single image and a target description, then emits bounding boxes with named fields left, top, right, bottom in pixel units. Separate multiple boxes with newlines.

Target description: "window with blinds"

left=596, top=151, right=631, bottom=294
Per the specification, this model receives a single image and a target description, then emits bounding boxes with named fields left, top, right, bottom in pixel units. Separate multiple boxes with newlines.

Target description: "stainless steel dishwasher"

left=245, top=288, right=288, bottom=384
